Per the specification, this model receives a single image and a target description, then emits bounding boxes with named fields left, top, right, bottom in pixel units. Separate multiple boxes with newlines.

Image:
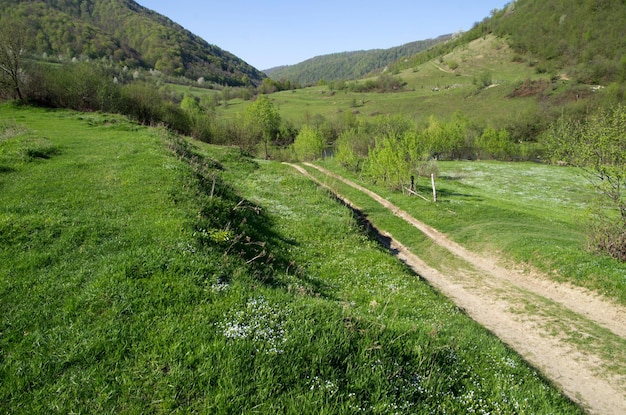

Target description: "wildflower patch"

left=216, top=297, right=288, bottom=354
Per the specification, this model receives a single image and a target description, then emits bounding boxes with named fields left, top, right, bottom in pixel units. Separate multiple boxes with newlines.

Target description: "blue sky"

left=136, top=1, right=510, bottom=70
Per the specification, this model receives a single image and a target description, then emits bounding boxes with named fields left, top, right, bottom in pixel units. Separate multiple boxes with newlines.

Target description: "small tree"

left=335, top=129, right=364, bottom=172
left=422, top=115, right=467, bottom=160
left=244, top=95, right=281, bottom=159
left=546, top=106, right=626, bottom=260
left=0, top=19, right=30, bottom=100
left=365, top=132, right=415, bottom=191
left=477, top=127, right=513, bottom=160
left=293, top=125, right=325, bottom=161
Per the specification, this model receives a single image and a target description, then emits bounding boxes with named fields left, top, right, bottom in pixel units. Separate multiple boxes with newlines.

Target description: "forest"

left=264, top=35, right=451, bottom=85
left=0, top=0, right=265, bottom=86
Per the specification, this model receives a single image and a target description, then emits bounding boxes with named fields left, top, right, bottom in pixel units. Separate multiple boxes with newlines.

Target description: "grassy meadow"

left=0, top=105, right=583, bottom=413
left=311, top=157, right=626, bottom=306
left=213, top=36, right=551, bottom=130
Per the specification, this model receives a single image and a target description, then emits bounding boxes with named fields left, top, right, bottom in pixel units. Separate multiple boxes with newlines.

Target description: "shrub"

left=335, top=129, right=364, bottom=172
left=28, top=62, right=121, bottom=112
left=473, top=71, right=493, bottom=89
left=293, top=125, right=325, bottom=161
left=545, top=106, right=626, bottom=261
left=476, top=127, right=514, bottom=160
left=422, top=115, right=468, bottom=160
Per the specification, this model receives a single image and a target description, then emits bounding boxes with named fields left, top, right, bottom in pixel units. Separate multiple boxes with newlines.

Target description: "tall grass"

left=0, top=105, right=581, bottom=413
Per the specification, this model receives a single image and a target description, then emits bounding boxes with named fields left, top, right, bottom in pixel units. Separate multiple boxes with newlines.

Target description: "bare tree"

left=0, top=19, right=30, bottom=100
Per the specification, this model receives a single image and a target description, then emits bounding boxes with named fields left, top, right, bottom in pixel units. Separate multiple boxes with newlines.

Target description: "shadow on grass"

left=413, top=184, right=482, bottom=202
left=170, top=135, right=334, bottom=298
left=234, top=202, right=334, bottom=297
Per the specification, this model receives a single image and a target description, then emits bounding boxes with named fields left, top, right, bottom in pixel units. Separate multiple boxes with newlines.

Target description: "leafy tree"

left=546, top=106, right=626, bottom=260
left=365, top=133, right=408, bottom=190
left=422, top=115, right=467, bottom=160
left=244, top=95, right=281, bottom=159
left=181, top=93, right=202, bottom=113
left=476, top=127, right=513, bottom=160
left=293, top=125, right=326, bottom=161
left=181, top=93, right=215, bottom=142
left=365, top=129, right=426, bottom=191
left=0, top=19, right=30, bottom=100
left=335, top=130, right=362, bottom=172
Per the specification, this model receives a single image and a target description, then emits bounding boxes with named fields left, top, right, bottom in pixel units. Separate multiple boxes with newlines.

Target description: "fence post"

left=431, top=174, right=437, bottom=203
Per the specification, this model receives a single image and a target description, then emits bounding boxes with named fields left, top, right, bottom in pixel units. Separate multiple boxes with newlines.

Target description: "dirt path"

left=287, top=162, right=626, bottom=415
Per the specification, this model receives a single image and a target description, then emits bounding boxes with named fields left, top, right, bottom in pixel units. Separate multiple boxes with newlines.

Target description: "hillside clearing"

left=289, top=162, right=626, bottom=415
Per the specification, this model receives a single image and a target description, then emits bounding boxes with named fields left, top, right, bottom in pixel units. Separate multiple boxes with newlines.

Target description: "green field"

left=0, top=105, right=583, bottom=413
left=213, top=36, right=552, bottom=131
left=311, top=157, right=626, bottom=306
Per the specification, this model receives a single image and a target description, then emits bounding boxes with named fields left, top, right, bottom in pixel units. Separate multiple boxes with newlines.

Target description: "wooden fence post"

left=431, top=174, right=437, bottom=203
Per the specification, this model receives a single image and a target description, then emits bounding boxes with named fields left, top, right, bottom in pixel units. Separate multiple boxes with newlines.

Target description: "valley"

left=2, top=0, right=626, bottom=413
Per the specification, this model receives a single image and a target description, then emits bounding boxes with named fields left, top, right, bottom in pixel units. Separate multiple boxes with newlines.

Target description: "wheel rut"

left=286, top=162, right=626, bottom=415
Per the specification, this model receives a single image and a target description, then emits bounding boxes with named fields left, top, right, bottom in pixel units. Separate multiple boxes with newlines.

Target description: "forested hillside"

left=0, top=0, right=265, bottom=86
left=265, top=35, right=451, bottom=85
left=394, top=0, right=626, bottom=85
left=488, top=0, right=626, bottom=84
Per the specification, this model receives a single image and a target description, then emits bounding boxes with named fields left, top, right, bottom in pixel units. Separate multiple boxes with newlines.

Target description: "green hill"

left=0, top=0, right=265, bottom=86
left=394, top=0, right=626, bottom=86
left=242, top=0, right=626, bottom=145
left=264, top=35, right=452, bottom=85
left=490, top=0, right=626, bottom=84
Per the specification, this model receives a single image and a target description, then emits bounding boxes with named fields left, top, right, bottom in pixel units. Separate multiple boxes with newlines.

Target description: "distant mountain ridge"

left=0, top=0, right=265, bottom=86
left=265, top=35, right=452, bottom=85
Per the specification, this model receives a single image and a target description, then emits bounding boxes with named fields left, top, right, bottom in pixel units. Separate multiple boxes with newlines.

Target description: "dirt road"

left=288, top=162, right=626, bottom=415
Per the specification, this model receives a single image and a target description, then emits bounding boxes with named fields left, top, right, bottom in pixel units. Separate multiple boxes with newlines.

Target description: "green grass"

left=312, top=157, right=626, bottom=306
left=0, top=105, right=582, bottom=413
left=217, top=35, right=548, bottom=130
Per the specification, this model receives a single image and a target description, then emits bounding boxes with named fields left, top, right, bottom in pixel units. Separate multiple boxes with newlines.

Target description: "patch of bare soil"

left=289, top=162, right=626, bottom=415
left=508, top=79, right=551, bottom=98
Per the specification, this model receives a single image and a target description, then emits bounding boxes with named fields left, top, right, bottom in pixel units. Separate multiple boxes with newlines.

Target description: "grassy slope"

left=0, top=106, right=581, bottom=413
left=216, top=36, right=550, bottom=129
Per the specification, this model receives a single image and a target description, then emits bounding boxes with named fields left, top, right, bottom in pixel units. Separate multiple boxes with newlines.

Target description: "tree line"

left=265, top=36, right=451, bottom=86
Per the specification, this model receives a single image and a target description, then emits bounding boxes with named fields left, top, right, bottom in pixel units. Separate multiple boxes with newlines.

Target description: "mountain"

left=0, top=0, right=265, bottom=86
left=264, top=35, right=452, bottom=85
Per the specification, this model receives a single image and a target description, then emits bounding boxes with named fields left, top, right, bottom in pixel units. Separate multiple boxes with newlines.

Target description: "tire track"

left=286, top=162, right=626, bottom=415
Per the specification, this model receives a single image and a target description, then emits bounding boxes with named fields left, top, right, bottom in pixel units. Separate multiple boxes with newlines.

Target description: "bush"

left=545, top=106, right=626, bottom=261
left=27, top=62, right=121, bottom=112
left=347, top=74, right=406, bottom=93
left=422, top=115, right=469, bottom=160
left=334, top=129, right=364, bottom=172
left=293, top=125, right=325, bottom=161
left=473, top=71, right=493, bottom=89
left=476, top=127, right=515, bottom=160
left=588, top=212, right=626, bottom=261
